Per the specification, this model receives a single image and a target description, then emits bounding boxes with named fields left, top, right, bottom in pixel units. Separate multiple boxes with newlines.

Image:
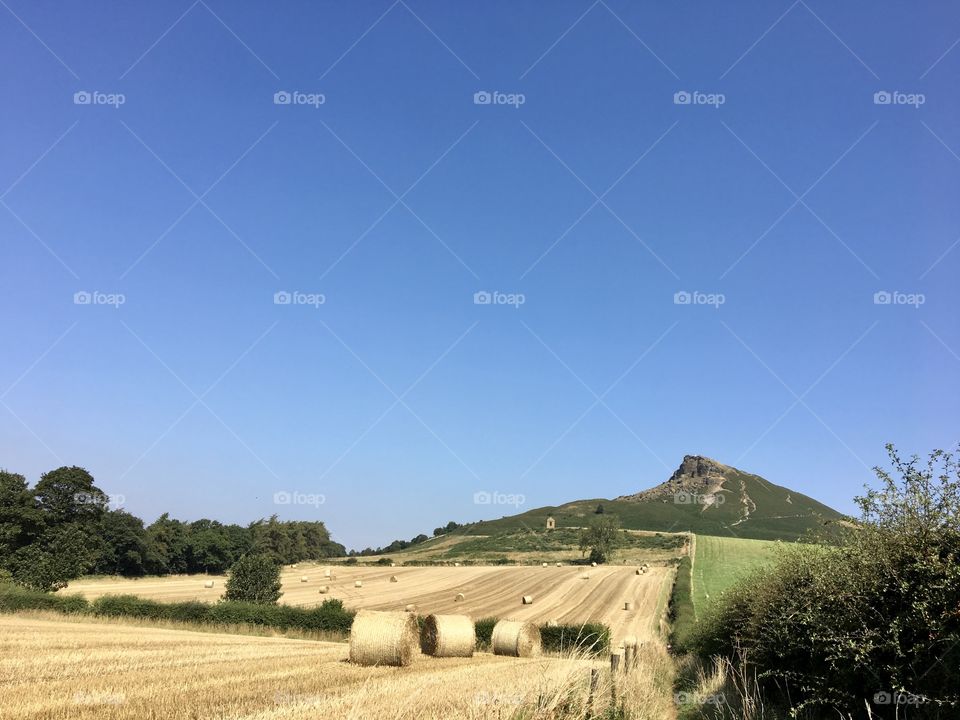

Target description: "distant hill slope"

left=456, top=455, right=844, bottom=542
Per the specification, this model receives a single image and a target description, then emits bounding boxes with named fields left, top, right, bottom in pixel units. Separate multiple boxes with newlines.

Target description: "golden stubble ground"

left=65, top=564, right=674, bottom=646
left=0, top=614, right=674, bottom=720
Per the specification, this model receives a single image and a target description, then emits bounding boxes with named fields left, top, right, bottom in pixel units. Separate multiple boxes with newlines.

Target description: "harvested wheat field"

left=65, top=564, right=672, bottom=645
left=0, top=614, right=674, bottom=720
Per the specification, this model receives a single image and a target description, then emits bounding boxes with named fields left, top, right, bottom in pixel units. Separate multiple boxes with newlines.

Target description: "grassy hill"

left=454, top=455, right=843, bottom=542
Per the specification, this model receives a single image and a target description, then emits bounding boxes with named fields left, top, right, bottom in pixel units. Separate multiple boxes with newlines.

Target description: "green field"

left=689, top=534, right=780, bottom=619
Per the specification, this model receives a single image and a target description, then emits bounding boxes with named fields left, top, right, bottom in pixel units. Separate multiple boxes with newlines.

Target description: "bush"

left=540, top=623, right=610, bottom=654
left=667, top=555, right=695, bottom=650
left=224, top=555, right=282, bottom=604
left=0, top=582, right=89, bottom=613
left=91, top=594, right=167, bottom=619
left=688, top=445, right=960, bottom=717
left=474, top=617, right=497, bottom=650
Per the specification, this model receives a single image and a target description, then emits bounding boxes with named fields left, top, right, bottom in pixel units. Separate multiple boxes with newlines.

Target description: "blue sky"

left=2, top=0, right=958, bottom=549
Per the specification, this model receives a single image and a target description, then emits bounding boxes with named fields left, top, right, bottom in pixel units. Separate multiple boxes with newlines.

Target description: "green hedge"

left=0, top=582, right=89, bottom=613
left=540, top=623, right=610, bottom=654
left=0, top=582, right=354, bottom=636
left=667, top=555, right=695, bottom=650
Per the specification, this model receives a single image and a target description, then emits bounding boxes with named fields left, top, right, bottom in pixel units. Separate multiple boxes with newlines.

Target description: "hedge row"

left=1, top=582, right=609, bottom=653
left=0, top=582, right=354, bottom=634
left=667, top=555, right=695, bottom=650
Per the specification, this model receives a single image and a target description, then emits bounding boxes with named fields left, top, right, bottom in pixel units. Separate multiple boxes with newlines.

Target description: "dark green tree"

left=223, top=554, right=282, bottom=604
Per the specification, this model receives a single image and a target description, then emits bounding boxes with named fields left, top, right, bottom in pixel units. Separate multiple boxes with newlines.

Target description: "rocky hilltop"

left=616, top=455, right=734, bottom=504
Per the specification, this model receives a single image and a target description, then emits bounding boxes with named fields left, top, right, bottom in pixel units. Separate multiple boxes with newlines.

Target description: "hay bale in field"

left=300, top=576, right=309, bottom=583
left=492, top=620, right=541, bottom=658
left=635, top=568, right=642, bottom=575
left=591, top=561, right=597, bottom=567
left=203, top=580, right=215, bottom=588
left=521, top=595, right=534, bottom=605
left=390, top=563, right=396, bottom=567
left=624, top=601, right=634, bottom=611
left=349, top=610, right=418, bottom=667
left=324, top=568, right=332, bottom=577
left=420, top=614, right=476, bottom=657
left=389, top=575, right=398, bottom=583
left=355, top=580, right=363, bottom=588
left=454, top=592, right=465, bottom=602
left=454, top=562, right=461, bottom=567
left=541, top=562, right=548, bottom=567
left=555, top=562, right=562, bottom=567
left=405, top=604, right=416, bottom=612
left=318, top=586, right=329, bottom=594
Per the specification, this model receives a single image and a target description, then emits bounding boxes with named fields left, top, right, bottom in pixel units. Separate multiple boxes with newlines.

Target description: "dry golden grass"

left=65, top=564, right=671, bottom=646
left=0, top=614, right=675, bottom=719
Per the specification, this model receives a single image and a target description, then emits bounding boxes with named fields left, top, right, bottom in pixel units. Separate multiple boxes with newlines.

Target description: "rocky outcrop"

left=616, top=455, right=733, bottom=502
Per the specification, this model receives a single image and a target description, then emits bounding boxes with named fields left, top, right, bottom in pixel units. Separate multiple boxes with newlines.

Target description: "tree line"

left=0, top=465, right=345, bottom=592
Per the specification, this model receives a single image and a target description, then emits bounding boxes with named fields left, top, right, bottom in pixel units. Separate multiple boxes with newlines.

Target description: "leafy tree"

left=33, top=466, right=106, bottom=524
left=224, top=555, right=282, bottom=604
left=92, top=510, right=148, bottom=576
left=10, top=524, right=95, bottom=591
left=579, top=515, right=621, bottom=564
left=144, top=513, right=190, bottom=575
left=0, top=470, right=41, bottom=568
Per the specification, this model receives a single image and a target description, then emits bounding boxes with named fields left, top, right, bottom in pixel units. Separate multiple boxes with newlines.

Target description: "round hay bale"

left=624, top=601, right=634, bottom=611
left=521, top=595, right=534, bottom=605
left=390, top=563, right=396, bottom=568
left=300, top=576, right=309, bottom=583
left=454, top=592, right=465, bottom=602
left=541, top=562, right=548, bottom=568
left=555, top=562, right=562, bottom=567
left=404, top=604, right=416, bottom=613
left=318, top=586, right=329, bottom=594
left=203, top=580, right=215, bottom=588
left=349, top=610, right=418, bottom=667
left=355, top=580, right=363, bottom=588
left=454, top=562, right=461, bottom=567
left=591, top=561, right=597, bottom=567
left=420, top=614, right=475, bottom=657
left=389, top=575, right=398, bottom=583
left=324, top=569, right=332, bottom=577
left=635, top=568, right=642, bottom=575
left=492, top=620, right=541, bottom=657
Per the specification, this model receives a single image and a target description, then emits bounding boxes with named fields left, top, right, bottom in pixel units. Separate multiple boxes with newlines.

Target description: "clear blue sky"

left=2, top=1, right=958, bottom=550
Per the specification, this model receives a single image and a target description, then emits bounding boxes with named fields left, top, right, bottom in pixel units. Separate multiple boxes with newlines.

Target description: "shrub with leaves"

left=690, top=445, right=960, bottom=717
left=223, top=555, right=282, bottom=604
